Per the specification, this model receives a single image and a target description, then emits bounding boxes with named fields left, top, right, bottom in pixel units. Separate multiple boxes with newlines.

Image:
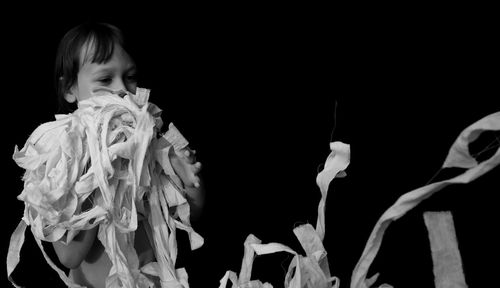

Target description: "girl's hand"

left=169, top=147, right=202, bottom=188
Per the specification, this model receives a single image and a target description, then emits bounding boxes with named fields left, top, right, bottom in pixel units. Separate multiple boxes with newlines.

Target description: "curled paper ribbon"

left=219, top=142, right=349, bottom=288
left=8, top=88, right=203, bottom=288
left=351, top=112, right=500, bottom=288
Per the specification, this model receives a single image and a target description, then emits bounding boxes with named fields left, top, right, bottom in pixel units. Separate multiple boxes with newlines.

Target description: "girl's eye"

left=98, top=77, right=112, bottom=85
left=126, top=74, right=137, bottom=82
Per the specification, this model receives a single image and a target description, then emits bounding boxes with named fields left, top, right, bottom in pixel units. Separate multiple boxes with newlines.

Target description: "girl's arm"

left=52, top=226, right=97, bottom=269
left=52, top=195, right=97, bottom=269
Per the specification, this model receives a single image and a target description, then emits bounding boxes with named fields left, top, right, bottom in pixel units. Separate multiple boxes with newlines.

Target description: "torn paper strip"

left=219, top=142, right=348, bottom=288
left=350, top=112, right=500, bottom=288
left=423, top=211, right=468, bottom=288
left=316, top=142, right=350, bottom=241
left=218, top=234, right=273, bottom=288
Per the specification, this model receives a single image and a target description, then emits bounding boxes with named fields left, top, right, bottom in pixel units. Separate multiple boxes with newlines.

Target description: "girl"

left=29, top=21, right=202, bottom=288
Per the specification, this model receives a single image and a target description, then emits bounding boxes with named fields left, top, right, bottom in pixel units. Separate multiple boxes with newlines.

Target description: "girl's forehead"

left=79, top=39, right=134, bottom=69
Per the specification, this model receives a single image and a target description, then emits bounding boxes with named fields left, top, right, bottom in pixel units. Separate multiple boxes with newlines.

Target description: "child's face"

left=65, top=43, right=137, bottom=103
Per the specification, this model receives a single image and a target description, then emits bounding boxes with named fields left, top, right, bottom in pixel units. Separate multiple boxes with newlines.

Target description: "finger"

left=176, top=149, right=193, bottom=163
left=191, top=175, right=200, bottom=188
left=184, top=149, right=196, bottom=156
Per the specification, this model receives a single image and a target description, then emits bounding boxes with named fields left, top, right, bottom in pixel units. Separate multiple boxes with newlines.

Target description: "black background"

left=1, top=5, right=499, bottom=288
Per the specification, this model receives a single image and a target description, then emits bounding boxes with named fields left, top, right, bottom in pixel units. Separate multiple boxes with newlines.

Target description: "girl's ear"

left=64, top=88, right=77, bottom=103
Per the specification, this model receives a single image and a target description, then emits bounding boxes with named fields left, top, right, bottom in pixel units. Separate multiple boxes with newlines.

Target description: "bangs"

left=55, top=22, right=126, bottom=113
left=80, top=31, right=121, bottom=65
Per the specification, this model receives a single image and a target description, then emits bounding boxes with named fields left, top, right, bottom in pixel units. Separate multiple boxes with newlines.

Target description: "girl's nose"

left=111, top=79, right=127, bottom=92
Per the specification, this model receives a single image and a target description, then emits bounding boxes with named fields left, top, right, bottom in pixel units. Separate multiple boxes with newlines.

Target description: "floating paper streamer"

left=7, top=88, right=203, bottom=288
left=217, top=234, right=273, bottom=288
left=350, top=112, right=500, bottom=288
left=315, top=141, right=349, bottom=248
left=423, top=212, right=467, bottom=288
left=219, top=142, right=349, bottom=288
left=248, top=224, right=339, bottom=288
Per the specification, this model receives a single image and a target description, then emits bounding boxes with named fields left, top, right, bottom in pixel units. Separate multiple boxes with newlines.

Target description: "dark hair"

left=54, top=22, right=126, bottom=113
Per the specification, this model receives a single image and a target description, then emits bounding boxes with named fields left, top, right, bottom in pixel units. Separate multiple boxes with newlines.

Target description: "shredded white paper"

left=350, top=112, right=500, bottom=288
left=218, top=142, right=349, bottom=288
left=9, top=93, right=498, bottom=287
left=7, top=88, right=203, bottom=288
left=423, top=211, right=467, bottom=288
left=219, top=111, right=500, bottom=288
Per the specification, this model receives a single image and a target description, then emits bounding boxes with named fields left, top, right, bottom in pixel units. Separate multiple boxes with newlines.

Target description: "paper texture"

left=10, top=93, right=498, bottom=287
left=350, top=112, right=500, bottom=288
left=219, top=142, right=349, bottom=288
left=7, top=88, right=203, bottom=288
left=423, top=212, right=467, bottom=288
